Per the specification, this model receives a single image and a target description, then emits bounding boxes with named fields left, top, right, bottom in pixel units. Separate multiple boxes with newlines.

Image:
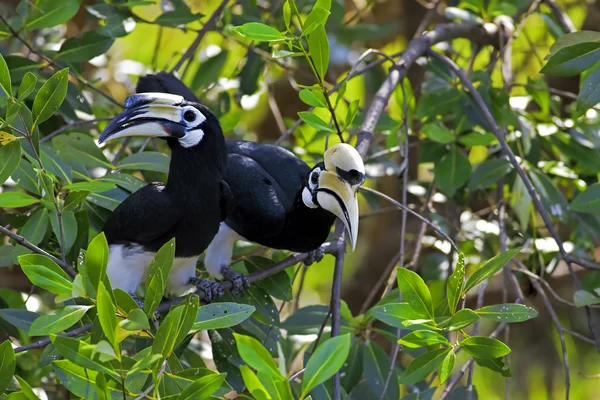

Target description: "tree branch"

left=543, top=0, right=576, bottom=33
left=0, top=225, right=77, bottom=278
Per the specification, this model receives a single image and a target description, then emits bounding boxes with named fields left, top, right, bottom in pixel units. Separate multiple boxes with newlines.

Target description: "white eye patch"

left=179, top=128, right=205, bottom=148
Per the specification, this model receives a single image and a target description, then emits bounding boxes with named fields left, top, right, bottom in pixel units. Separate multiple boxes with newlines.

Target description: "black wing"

left=103, top=183, right=181, bottom=249
left=223, top=153, right=287, bottom=241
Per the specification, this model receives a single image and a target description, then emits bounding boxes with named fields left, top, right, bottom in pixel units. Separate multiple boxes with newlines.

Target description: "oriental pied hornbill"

left=136, top=72, right=365, bottom=292
left=98, top=92, right=231, bottom=302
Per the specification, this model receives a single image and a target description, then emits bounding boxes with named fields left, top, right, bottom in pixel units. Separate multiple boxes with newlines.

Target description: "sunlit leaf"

left=301, top=334, right=350, bottom=397
left=476, top=304, right=538, bottom=322
left=460, top=336, right=510, bottom=359
left=32, top=68, right=69, bottom=126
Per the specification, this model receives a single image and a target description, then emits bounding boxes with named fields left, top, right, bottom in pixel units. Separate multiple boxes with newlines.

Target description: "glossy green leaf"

left=32, top=68, right=69, bottom=126
left=447, top=253, right=465, bottom=315
left=467, top=158, right=512, bottom=190
left=14, top=375, right=37, bottom=400
left=178, top=373, right=226, bottom=400
left=23, top=0, right=82, bottom=30
left=308, top=26, right=329, bottom=80
left=234, top=333, right=280, bottom=378
left=434, top=147, right=472, bottom=196
left=192, top=302, right=255, bottom=331
left=57, top=32, right=114, bottom=62
left=542, top=31, right=600, bottom=76
left=569, top=183, right=600, bottom=213
left=240, top=366, right=270, bottom=400
left=152, top=294, right=198, bottom=359
left=370, top=302, right=424, bottom=328
left=398, top=348, right=449, bottom=385
left=298, top=111, right=333, bottom=132
left=0, top=309, right=39, bottom=331
left=244, top=256, right=292, bottom=300
left=464, top=248, right=521, bottom=292
left=0, top=340, right=15, bottom=395
left=64, top=181, right=115, bottom=193
left=398, top=330, right=450, bottom=348
left=0, top=53, right=11, bottom=98
left=299, top=89, right=327, bottom=108
left=84, top=232, right=109, bottom=296
left=577, top=64, right=600, bottom=113
left=301, top=334, right=350, bottom=397
left=0, top=140, right=21, bottom=186
left=476, top=304, right=538, bottom=322
left=19, top=207, right=48, bottom=246
left=573, top=290, right=600, bottom=307
left=439, top=350, right=455, bottom=384
left=63, top=190, right=90, bottom=212
left=396, top=268, right=434, bottom=319
left=29, top=305, right=91, bottom=336
left=51, top=335, right=120, bottom=379
left=460, top=336, right=511, bottom=359
left=233, top=23, right=285, bottom=42
left=344, top=99, right=359, bottom=129
left=144, top=238, right=175, bottom=317
left=18, top=72, right=37, bottom=100
left=119, top=308, right=150, bottom=331
left=301, top=7, right=330, bottom=37
left=19, top=260, right=72, bottom=297
left=0, top=192, right=40, bottom=207
left=445, top=308, right=479, bottom=331
left=117, top=151, right=169, bottom=173
left=363, top=341, right=399, bottom=400
left=422, top=121, right=454, bottom=144
left=97, top=282, right=118, bottom=349
left=52, top=360, right=121, bottom=399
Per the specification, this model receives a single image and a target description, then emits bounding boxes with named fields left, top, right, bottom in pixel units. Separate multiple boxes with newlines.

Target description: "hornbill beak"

left=317, top=144, right=365, bottom=250
left=98, top=93, right=188, bottom=144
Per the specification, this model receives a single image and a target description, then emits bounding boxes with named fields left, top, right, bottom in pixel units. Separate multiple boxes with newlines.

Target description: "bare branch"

left=543, top=0, right=576, bottom=33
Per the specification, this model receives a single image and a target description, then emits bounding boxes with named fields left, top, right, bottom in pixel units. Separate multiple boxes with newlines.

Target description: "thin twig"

left=0, top=225, right=76, bottom=278
left=170, top=0, right=231, bottom=73
left=14, top=323, right=92, bottom=354
left=543, top=0, right=576, bottom=33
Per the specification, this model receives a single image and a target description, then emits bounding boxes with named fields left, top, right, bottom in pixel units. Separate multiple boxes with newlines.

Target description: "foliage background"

left=0, top=0, right=600, bottom=399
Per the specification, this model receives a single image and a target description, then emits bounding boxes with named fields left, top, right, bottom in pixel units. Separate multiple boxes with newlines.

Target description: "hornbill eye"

left=309, top=168, right=321, bottom=189
left=183, top=109, right=197, bottom=123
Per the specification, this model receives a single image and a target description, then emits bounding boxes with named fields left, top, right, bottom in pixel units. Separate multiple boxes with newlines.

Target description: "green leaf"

left=344, top=99, right=359, bottom=129
left=308, top=26, right=329, bottom=80
left=57, top=31, right=114, bottom=62
left=398, top=348, right=449, bottom=385
left=0, top=192, right=40, bottom=207
left=117, top=151, right=169, bottom=173
left=84, top=232, right=109, bottom=296
left=464, top=248, right=521, bottom=292
left=152, top=295, right=198, bottom=359
left=460, top=336, right=510, bottom=359
left=244, top=256, right=292, bottom=300
left=445, top=308, right=479, bottom=331
left=459, top=132, right=497, bottom=147
left=398, top=330, right=450, bottom=348
left=154, top=1, right=200, bottom=27
left=52, top=360, right=121, bottom=399
left=19, top=207, right=48, bottom=246
left=51, top=335, right=120, bottom=379
left=569, top=183, right=600, bottom=213
left=99, top=173, right=145, bottom=193
left=192, top=302, right=255, bottom=331
left=476, top=304, right=538, bottom=322
left=14, top=375, right=37, bottom=400
left=233, top=23, right=285, bottom=42
left=97, top=282, right=118, bottom=349
left=299, top=89, right=327, bottom=108
left=447, top=253, right=465, bottom=315
left=0, top=340, right=15, bottom=395
left=240, top=366, right=271, bottom=400
left=301, top=7, right=330, bottom=37
left=19, top=260, right=72, bottom=297
left=541, top=41, right=600, bottom=76
left=64, top=181, right=115, bottom=193
left=18, top=72, right=37, bottom=100
left=23, top=0, right=82, bottom=30
left=370, top=302, right=424, bottom=328
left=32, top=68, right=69, bottom=126
left=119, top=308, right=150, bottom=331
left=0, top=309, right=39, bottom=331
left=178, top=373, right=226, bottom=400
left=363, top=342, right=399, bottom=400
left=573, top=290, right=600, bottom=307
left=144, top=238, right=175, bottom=317
left=0, top=140, right=21, bottom=186
left=473, top=356, right=511, bottom=377
left=0, top=53, right=11, bottom=98
left=577, top=64, right=600, bottom=113
left=29, top=305, right=91, bottom=336
left=467, top=158, right=512, bottom=190
left=422, top=122, right=454, bottom=144
left=396, top=268, right=434, bottom=319
left=298, top=111, right=333, bottom=132
left=439, top=350, right=455, bottom=384
left=63, top=190, right=90, bottom=212
left=434, top=147, right=472, bottom=196
left=283, top=1, right=291, bottom=29
left=301, top=334, right=351, bottom=397
left=234, top=333, right=280, bottom=378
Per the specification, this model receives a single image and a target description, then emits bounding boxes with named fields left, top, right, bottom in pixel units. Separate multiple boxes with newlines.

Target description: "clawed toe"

left=189, top=277, right=225, bottom=303
left=221, top=267, right=250, bottom=295
left=304, top=247, right=325, bottom=266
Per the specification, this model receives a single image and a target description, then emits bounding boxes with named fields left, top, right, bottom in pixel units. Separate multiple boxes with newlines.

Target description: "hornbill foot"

left=130, top=294, right=160, bottom=320
left=189, top=277, right=224, bottom=303
left=221, top=267, right=250, bottom=295
left=304, top=247, right=325, bottom=266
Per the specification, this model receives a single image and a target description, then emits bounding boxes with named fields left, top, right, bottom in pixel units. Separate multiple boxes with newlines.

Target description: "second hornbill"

left=137, top=72, right=365, bottom=293
left=98, top=91, right=230, bottom=302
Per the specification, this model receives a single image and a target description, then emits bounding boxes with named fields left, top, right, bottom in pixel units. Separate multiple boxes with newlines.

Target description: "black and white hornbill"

left=98, top=92, right=230, bottom=302
left=136, top=72, right=365, bottom=289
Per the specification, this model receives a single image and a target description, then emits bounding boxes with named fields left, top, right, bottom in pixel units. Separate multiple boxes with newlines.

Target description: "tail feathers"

left=136, top=71, right=200, bottom=103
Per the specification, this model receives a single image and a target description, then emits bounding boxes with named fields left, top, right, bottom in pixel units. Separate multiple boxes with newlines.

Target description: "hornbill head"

left=302, top=143, right=365, bottom=250
left=98, top=93, right=216, bottom=149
